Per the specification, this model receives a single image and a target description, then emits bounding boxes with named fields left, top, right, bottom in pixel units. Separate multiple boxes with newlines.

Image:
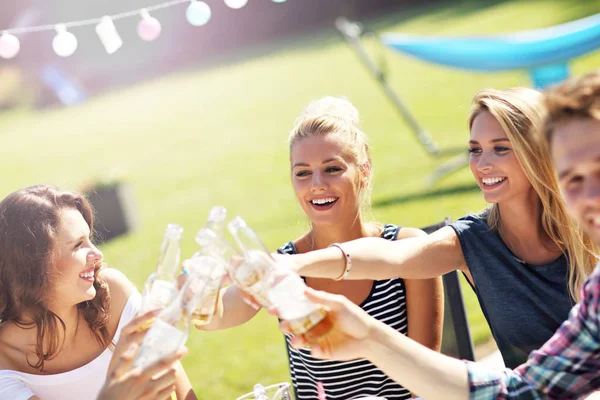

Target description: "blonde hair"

left=469, top=88, right=598, bottom=301
left=289, top=96, right=373, bottom=218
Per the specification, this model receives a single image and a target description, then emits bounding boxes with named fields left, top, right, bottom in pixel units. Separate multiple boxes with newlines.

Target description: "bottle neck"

left=205, top=220, right=224, bottom=237
left=156, top=238, right=181, bottom=281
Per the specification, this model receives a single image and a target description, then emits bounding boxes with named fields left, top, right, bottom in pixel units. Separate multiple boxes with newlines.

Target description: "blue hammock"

left=381, top=13, right=600, bottom=88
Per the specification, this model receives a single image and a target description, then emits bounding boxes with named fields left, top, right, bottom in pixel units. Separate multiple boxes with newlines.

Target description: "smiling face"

left=50, top=208, right=103, bottom=307
left=291, top=134, right=365, bottom=227
left=469, top=111, right=533, bottom=204
left=552, top=117, right=600, bottom=244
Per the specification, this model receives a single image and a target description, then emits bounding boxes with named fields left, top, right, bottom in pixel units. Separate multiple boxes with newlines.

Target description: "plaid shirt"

left=466, top=264, right=600, bottom=399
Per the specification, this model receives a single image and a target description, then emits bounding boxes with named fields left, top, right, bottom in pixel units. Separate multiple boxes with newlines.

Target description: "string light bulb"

left=0, top=33, right=20, bottom=59
left=52, top=25, right=78, bottom=57
left=224, top=0, right=248, bottom=9
left=186, top=1, right=211, bottom=27
left=137, top=9, right=162, bottom=41
left=96, top=16, right=123, bottom=54
left=0, top=0, right=287, bottom=57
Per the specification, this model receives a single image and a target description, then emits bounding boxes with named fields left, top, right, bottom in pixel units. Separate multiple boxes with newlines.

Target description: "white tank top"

left=0, top=290, right=141, bottom=400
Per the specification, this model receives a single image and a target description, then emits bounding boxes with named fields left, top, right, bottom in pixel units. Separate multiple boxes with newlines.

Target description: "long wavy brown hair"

left=0, top=185, right=111, bottom=371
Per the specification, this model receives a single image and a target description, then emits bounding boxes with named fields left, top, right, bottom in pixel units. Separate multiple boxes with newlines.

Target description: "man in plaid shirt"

left=289, top=70, right=600, bottom=400
left=467, top=70, right=600, bottom=399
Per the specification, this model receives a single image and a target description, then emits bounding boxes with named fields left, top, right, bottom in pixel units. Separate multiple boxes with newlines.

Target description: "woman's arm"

left=366, top=319, right=469, bottom=400
left=195, top=285, right=260, bottom=331
left=396, top=228, right=444, bottom=352
left=398, top=228, right=445, bottom=397
left=173, top=360, right=197, bottom=400
left=286, top=288, right=469, bottom=400
left=404, top=277, right=444, bottom=352
left=289, top=226, right=467, bottom=281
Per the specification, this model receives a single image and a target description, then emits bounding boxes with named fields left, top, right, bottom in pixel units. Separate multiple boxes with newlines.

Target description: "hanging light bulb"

left=52, top=25, right=78, bottom=57
left=186, top=1, right=211, bottom=26
left=137, top=9, right=162, bottom=41
left=0, top=33, right=20, bottom=59
left=224, top=0, right=248, bottom=9
left=96, top=16, right=123, bottom=54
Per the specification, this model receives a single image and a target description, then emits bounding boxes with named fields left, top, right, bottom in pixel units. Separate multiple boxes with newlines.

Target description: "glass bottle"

left=228, top=216, right=332, bottom=338
left=133, top=268, right=209, bottom=370
left=141, top=223, right=184, bottom=313
left=187, top=253, right=227, bottom=326
left=188, top=206, right=229, bottom=326
left=227, top=217, right=276, bottom=308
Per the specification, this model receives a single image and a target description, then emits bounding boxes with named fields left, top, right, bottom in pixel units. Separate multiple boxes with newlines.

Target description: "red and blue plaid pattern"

left=467, top=264, right=600, bottom=399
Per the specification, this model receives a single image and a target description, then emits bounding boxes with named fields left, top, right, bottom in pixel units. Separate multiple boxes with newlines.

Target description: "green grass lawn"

left=1, top=0, right=600, bottom=397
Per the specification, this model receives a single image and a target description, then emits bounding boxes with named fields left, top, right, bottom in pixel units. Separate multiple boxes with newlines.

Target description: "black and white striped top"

left=277, top=224, right=411, bottom=400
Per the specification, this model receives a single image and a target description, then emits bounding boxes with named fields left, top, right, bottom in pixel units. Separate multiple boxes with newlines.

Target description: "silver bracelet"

left=328, top=243, right=352, bottom=281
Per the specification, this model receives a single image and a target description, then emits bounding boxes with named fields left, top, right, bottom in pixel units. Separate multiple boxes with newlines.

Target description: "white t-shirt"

left=0, top=290, right=141, bottom=400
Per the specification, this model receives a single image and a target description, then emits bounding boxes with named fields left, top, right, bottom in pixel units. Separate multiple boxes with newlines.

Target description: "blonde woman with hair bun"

left=196, top=96, right=444, bottom=400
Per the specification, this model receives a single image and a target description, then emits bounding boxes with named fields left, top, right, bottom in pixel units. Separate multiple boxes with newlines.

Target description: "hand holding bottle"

left=280, top=287, right=376, bottom=361
left=133, top=270, right=209, bottom=371
left=226, top=219, right=276, bottom=309
left=227, top=252, right=297, bottom=312
left=227, top=217, right=332, bottom=337
left=226, top=254, right=271, bottom=311
left=98, top=310, right=188, bottom=400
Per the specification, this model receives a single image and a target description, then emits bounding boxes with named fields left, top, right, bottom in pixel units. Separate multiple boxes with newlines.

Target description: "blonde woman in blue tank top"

left=196, top=97, right=443, bottom=400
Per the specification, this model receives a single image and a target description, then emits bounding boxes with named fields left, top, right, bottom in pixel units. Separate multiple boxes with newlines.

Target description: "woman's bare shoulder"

left=0, top=323, right=27, bottom=370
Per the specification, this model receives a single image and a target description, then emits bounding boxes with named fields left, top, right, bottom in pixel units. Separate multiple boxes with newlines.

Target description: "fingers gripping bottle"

left=226, top=217, right=276, bottom=308
left=142, top=224, right=184, bottom=313
left=228, top=217, right=332, bottom=338
left=133, top=268, right=211, bottom=370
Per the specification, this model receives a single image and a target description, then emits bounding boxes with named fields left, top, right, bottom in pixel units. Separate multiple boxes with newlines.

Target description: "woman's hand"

left=99, top=310, right=188, bottom=400
left=226, top=255, right=265, bottom=311
left=106, top=309, right=159, bottom=373
left=281, top=287, right=376, bottom=361
left=271, top=252, right=302, bottom=274
left=229, top=253, right=301, bottom=313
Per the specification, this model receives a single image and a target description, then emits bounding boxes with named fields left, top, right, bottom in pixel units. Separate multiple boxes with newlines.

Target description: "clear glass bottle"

left=227, top=217, right=276, bottom=308
left=267, top=272, right=331, bottom=338
left=188, top=254, right=227, bottom=326
left=133, top=268, right=209, bottom=370
left=188, top=206, right=229, bottom=326
left=203, top=205, right=227, bottom=238
left=228, top=216, right=332, bottom=338
left=141, top=223, right=184, bottom=313
left=193, top=206, right=228, bottom=253
left=253, top=384, right=269, bottom=400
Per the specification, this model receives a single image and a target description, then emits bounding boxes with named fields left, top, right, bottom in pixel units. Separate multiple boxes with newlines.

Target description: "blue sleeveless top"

left=277, top=224, right=412, bottom=400
left=451, top=214, right=574, bottom=368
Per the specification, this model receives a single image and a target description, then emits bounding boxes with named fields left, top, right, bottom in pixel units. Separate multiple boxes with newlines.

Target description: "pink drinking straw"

left=317, top=382, right=327, bottom=400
